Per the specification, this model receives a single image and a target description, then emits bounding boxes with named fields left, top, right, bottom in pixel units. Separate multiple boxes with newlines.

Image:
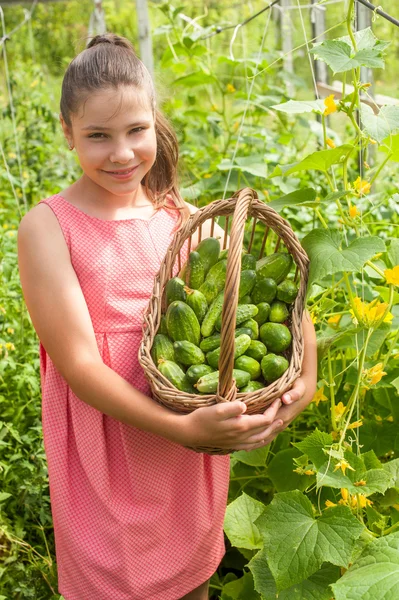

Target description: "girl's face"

left=61, top=86, right=157, bottom=197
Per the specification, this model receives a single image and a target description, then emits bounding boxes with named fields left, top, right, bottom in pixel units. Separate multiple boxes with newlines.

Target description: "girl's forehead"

left=75, top=86, right=153, bottom=125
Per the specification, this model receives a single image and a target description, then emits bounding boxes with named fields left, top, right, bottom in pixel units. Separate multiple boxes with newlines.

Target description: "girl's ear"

left=59, top=113, right=73, bottom=145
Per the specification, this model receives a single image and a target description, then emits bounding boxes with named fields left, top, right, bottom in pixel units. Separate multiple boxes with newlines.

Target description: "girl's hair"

left=60, top=33, right=190, bottom=228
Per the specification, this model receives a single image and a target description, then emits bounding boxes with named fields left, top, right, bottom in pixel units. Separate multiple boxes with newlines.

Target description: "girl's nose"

left=109, top=144, right=135, bottom=165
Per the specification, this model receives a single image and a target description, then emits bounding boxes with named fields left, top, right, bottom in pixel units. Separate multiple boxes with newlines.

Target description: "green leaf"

left=224, top=493, right=264, bottom=550
left=173, top=71, right=216, bottom=86
left=310, top=39, right=385, bottom=74
left=331, top=532, right=399, bottom=600
left=221, top=571, right=260, bottom=600
left=267, top=188, right=316, bottom=212
left=292, top=429, right=333, bottom=470
left=249, top=547, right=340, bottom=600
left=270, top=145, right=353, bottom=177
left=272, top=99, right=326, bottom=115
left=360, top=104, right=399, bottom=143
left=233, top=446, right=269, bottom=467
left=302, top=230, right=386, bottom=288
left=217, top=156, right=267, bottom=178
left=0, top=492, right=12, bottom=503
left=255, top=490, right=364, bottom=591
left=380, top=133, right=399, bottom=162
left=267, top=447, right=313, bottom=492
left=387, top=238, right=399, bottom=267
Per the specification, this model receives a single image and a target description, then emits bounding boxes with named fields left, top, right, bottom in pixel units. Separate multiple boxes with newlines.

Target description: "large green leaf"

left=310, top=39, right=385, bottom=74
left=173, top=71, right=216, bottom=86
left=218, top=156, right=267, bottom=178
left=302, top=229, right=386, bottom=288
left=255, top=490, right=364, bottom=591
left=267, top=188, right=316, bottom=212
left=233, top=446, right=270, bottom=467
left=380, top=133, right=399, bottom=162
left=224, top=492, right=264, bottom=550
left=270, top=145, right=353, bottom=177
left=360, top=104, right=399, bottom=143
left=267, top=447, right=313, bottom=492
left=221, top=572, right=260, bottom=600
left=331, top=532, right=399, bottom=600
left=272, top=99, right=326, bottom=115
left=293, top=429, right=333, bottom=469
left=249, top=547, right=340, bottom=600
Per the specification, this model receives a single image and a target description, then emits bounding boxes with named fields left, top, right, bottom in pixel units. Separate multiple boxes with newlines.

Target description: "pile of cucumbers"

left=151, top=236, right=298, bottom=395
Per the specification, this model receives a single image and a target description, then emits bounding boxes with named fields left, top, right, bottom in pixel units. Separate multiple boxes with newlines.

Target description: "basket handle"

left=217, top=188, right=257, bottom=402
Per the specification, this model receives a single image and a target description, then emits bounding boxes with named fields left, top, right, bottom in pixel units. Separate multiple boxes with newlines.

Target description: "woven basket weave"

left=139, top=187, right=309, bottom=454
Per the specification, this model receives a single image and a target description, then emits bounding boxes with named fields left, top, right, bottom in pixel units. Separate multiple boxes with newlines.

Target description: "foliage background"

left=1, top=1, right=399, bottom=598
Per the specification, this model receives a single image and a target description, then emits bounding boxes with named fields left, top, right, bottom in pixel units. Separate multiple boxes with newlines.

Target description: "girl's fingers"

left=281, top=379, right=306, bottom=405
left=233, top=419, right=283, bottom=450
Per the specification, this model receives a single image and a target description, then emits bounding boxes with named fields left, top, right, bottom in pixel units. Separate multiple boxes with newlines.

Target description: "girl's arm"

left=18, top=204, right=282, bottom=451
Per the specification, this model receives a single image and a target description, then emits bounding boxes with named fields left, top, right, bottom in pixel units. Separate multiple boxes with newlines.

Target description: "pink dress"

left=38, top=193, right=230, bottom=600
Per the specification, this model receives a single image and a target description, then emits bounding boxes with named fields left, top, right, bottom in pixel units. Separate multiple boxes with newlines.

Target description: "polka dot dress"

left=38, top=194, right=230, bottom=600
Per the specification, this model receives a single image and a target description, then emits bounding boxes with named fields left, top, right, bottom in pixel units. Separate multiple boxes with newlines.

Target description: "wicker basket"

left=139, top=187, right=309, bottom=454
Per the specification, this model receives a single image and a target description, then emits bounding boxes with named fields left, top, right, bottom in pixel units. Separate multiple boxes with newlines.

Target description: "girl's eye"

left=89, top=128, right=144, bottom=139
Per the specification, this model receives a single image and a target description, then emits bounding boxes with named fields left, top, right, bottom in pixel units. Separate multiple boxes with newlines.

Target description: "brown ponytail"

left=60, top=33, right=190, bottom=229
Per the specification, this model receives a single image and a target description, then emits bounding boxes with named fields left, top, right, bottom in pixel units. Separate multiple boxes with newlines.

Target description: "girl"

left=18, top=34, right=317, bottom=600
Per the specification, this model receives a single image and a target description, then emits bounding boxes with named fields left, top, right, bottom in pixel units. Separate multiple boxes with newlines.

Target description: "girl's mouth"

left=104, top=165, right=139, bottom=179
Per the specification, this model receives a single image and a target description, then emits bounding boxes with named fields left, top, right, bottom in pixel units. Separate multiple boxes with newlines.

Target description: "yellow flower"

left=233, top=121, right=240, bottom=131
left=341, top=488, right=349, bottom=502
left=393, top=504, right=399, bottom=512
left=351, top=494, right=372, bottom=509
left=334, top=401, right=346, bottom=421
left=369, top=138, right=377, bottom=145
left=326, top=138, right=336, bottom=148
left=384, top=266, right=399, bottom=286
left=328, top=314, right=341, bottom=326
left=5, top=343, right=15, bottom=351
left=3, top=224, right=9, bottom=230
left=304, top=469, right=315, bottom=476
left=0, top=306, right=5, bottom=314
left=203, top=173, right=212, bottom=179
left=353, top=176, right=371, bottom=196
left=348, top=419, right=363, bottom=429
left=375, top=414, right=383, bottom=422
left=350, top=297, right=393, bottom=327
left=354, top=479, right=367, bottom=487
left=226, top=83, right=236, bottom=93
left=331, top=430, right=340, bottom=441
left=211, top=104, right=218, bottom=111
left=324, top=94, right=337, bottom=116
left=333, top=459, right=355, bottom=475
left=349, top=205, right=360, bottom=218
left=30, top=79, right=39, bottom=88
left=387, top=415, right=394, bottom=422
left=325, top=500, right=337, bottom=508
left=6, top=328, right=14, bottom=334
left=363, top=363, right=387, bottom=387
left=312, top=386, right=328, bottom=407
left=310, top=311, right=318, bottom=324
left=8, top=152, right=17, bottom=159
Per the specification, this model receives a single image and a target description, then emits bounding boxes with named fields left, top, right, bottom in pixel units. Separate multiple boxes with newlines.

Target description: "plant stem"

left=369, top=152, right=393, bottom=185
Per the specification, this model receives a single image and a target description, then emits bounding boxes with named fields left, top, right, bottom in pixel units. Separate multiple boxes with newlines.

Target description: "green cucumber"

left=245, top=340, right=267, bottom=362
left=201, top=291, right=224, bottom=338
left=195, top=237, right=221, bottom=274
left=197, top=280, right=220, bottom=305
left=204, top=259, right=227, bottom=287
left=261, top=354, right=289, bottom=383
left=239, top=294, right=252, bottom=305
left=241, top=318, right=259, bottom=340
left=239, top=380, right=264, bottom=393
left=165, top=277, right=187, bottom=306
left=256, top=252, right=293, bottom=284
left=235, top=326, right=256, bottom=340
left=173, top=341, right=205, bottom=366
left=252, top=278, right=277, bottom=304
left=166, top=301, right=201, bottom=346
left=241, top=253, right=257, bottom=270
left=195, top=369, right=251, bottom=393
left=151, top=334, right=175, bottom=365
left=159, top=315, right=169, bottom=336
left=238, top=270, right=257, bottom=299
left=206, top=334, right=251, bottom=370
left=269, top=301, right=289, bottom=323
left=186, top=364, right=214, bottom=384
left=215, top=304, right=258, bottom=331
left=186, top=251, right=205, bottom=289
left=277, top=280, right=299, bottom=303
left=199, top=328, right=252, bottom=353
left=184, top=287, right=208, bottom=323
left=259, top=322, right=292, bottom=353
left=253, top=302, right=271, bottom=325
left=158, top=359, right=196, bottom=393
left=234, top=355, right=261, bottom=380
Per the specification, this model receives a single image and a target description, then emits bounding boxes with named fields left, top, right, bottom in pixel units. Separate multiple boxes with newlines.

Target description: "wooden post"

left=356, top=2, right=375, bottom=168
left=135, top=0, right=154, bottom=78
left=310, top=0, right=328, bottom=88
left=280, top=0, right=294, bottom=95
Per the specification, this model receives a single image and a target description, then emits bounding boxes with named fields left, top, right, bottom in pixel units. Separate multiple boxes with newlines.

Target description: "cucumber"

left=158, top=359, right=196, bottom=393
left=256, top=252, right=293, bottom=284
left=239, top=380, right=264, bottom=393
left=198, top=280, right=220, bottom=305
left=199, top=328, right=252, bottom=353
left=195, top=237, right=221, bottom=274
left=186, top=251, right=205, bottom=290
left=252, top=277, right=277, bottom=304
left=215, top=304, right=258, bottom=331
left=173, top=341, right=205, bottom=366
left=239, top=294, right=252, bottom=305
left=241, top=253, right=257, bottom=270
left=241, top=318, right=259, bottom=340
left=218, top=248, right=229, bottom=261
left=206, top=334, right=251, bottom=370
left=245, top=340, right=267, bottom=362
left=195, top=368, right=251, bottom=393
left=166, top=301, right=201, bottom=346
left=151, top=334, right=175, bottom=365
left=201, top=291, right=224, bottom=338
left=165, top=277, right=187, bottom=306
left=238, top=270, right=257, bottom=299
left=261, top=354, right=289, bottom=383
left=159, top=315, right=169, bottom=336
left=234, top=355, right=261, bottom=380
left=254, top=302, right=271, bottom=325
left=259, top=322, right=292, bottom=353
left=184, top=287, right=208, bottom=323
left=204, top=259, right=227, bottom=287
left=186, top=364, right=214, bottom=384
left=269, top=301, right=289, bottom=323
left=277, top=280, right=299, bottom=303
